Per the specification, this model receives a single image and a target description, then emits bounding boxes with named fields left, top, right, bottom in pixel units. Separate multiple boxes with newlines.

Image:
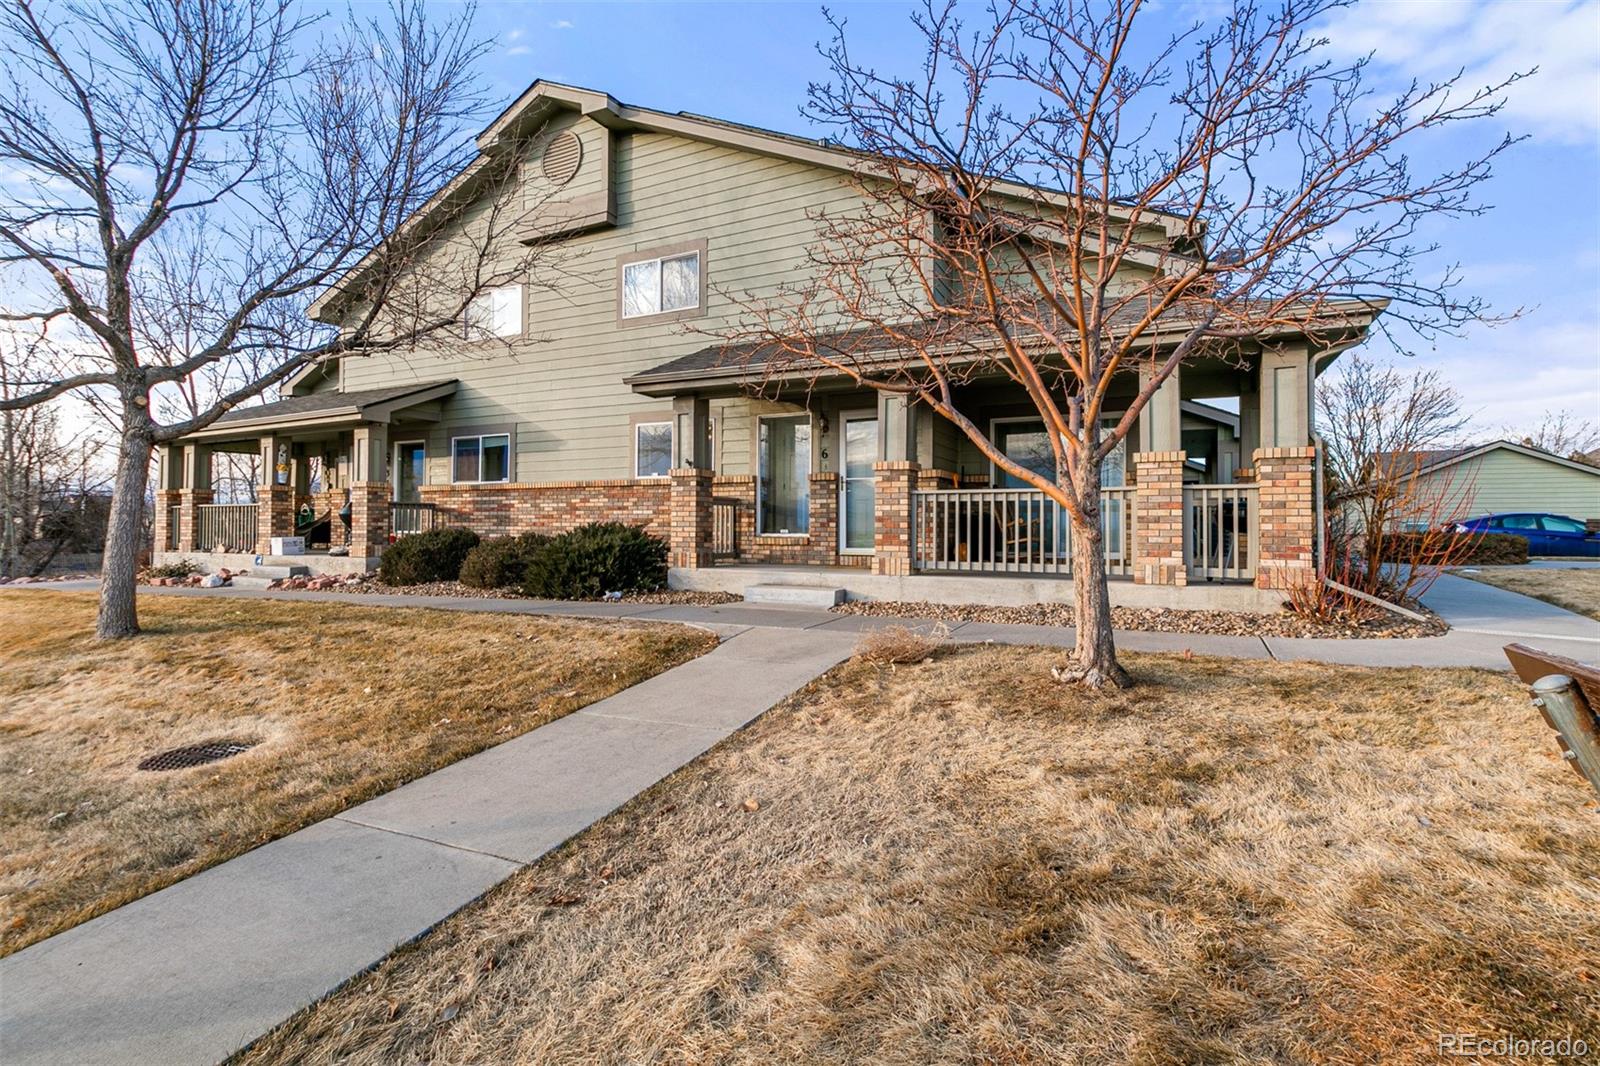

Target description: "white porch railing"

left=711, top=498, right=740, bottom=559
left=390, top=501, right=437, bottom=537
left=1183, top=483, right=1258, bottom=581
left=196, top=504, right=257, bottom=552
left=911, top=488, right=1134, bottom=576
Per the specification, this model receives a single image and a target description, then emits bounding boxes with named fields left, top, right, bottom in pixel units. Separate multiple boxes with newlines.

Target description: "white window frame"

left=464, top=283, right=523, bottom=339
left=450, top=433, right=512, bottom=484
left=757, top=414, right=812, bottom=536
left=392, top=440, right=427, bottom=501
left=621, top=251, right=700, bottom=319
left=633, top=420, right=674, bottom=479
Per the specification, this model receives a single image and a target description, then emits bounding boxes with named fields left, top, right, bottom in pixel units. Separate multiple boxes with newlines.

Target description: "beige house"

left=155, top=80, right=1383, bottom=608
left=1389, top=441, right=1600, bottom=530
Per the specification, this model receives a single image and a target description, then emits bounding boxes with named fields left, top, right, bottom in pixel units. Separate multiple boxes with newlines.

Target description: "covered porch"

left=632, top=341, right=1329, bottom=595
left=153, top=381, right=456, bottom=570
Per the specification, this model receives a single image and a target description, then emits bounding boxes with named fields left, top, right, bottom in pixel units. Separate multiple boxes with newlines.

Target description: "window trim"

left=616, top=239, right=708, bottom=327
left=450, top=432, right=513, bottom=485
left=464, top=283, right=524, bottom=341
left=632, top=419, right=674, bottom=479
left=756, top=413, right=813, bottom=537
left=392, top=439, right=427, bottom=501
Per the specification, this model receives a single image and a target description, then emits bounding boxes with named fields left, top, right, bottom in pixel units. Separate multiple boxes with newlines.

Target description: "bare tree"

left=728, top=0, right=1517, bottom=686
left=1508, top=410, right=1600, bottom=464
left=0, top=0, right=549, bottom=638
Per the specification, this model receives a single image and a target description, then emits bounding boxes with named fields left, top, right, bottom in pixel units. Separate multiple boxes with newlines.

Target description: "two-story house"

left=153, top=80, right=1383, bottom=609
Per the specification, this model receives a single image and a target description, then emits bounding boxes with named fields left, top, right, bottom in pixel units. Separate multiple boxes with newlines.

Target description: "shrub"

left=379, top=527, right=480, bottom=585
left=855, top=623, right=949, bottom=665
left=522, top=522, right=666, bottom=600
left=1375, top=531, right=1528, bottom=566
left=459, top=533, right=551, bottom=589
left=145, top=560, right=198, bottom=579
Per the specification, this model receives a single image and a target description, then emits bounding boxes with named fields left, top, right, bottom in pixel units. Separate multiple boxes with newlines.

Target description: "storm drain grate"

left=138, top=740, right=256, bottom=772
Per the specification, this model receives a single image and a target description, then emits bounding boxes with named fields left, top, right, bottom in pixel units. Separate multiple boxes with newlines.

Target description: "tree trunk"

left=1063, top=460, right=1132, bottom=688
left=96, top=426, right=152, bottom=640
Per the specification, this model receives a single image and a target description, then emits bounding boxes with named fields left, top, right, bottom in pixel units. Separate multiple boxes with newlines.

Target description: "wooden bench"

left=1504, top=643, right=1600, bottom=797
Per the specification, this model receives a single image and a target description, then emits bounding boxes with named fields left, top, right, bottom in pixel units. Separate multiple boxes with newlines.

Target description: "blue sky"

left=461, top=0, right=1600, bottom=437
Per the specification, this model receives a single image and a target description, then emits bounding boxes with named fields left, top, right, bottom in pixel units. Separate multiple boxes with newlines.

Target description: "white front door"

left=839, top=412, right=878, bottom=553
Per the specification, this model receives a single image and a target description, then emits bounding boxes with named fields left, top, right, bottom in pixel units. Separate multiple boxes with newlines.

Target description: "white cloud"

left=550, top=19, right=574, bottom=30
left=1320, top=0, right=1600, bottom=146
left=506, top=45, right=532, bottom=56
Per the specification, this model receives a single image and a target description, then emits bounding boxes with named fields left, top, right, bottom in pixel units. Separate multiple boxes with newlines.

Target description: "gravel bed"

left=831, top=598, right=1445, bottom=639
left=314, top=577, right=740, bottom=606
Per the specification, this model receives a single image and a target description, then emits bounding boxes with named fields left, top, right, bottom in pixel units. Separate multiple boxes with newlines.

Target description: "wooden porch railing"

left=1183, top=483, right=1258, bottom=581
left=711, top=497, right=739, bottom=560
left=196, top=504, right=257, bottom=552
left=912, top=488, right=1135, bottom=576
left=167, top=505, right=181, bottom=550
left=390, top=501, right=437, bottom=537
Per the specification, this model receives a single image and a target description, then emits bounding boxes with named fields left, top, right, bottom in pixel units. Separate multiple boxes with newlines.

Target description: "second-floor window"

left=622, top=251, right=699, bottom=318
left=465, top=284, right=523, bottom=339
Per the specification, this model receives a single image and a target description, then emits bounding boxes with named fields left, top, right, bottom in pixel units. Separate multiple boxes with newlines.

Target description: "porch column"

left=871, top=461, right=918, bottom=575
left=1137, top=364, right=1182, bottom=454
left=348, top=424, right=390, bottom=559
left=255, top=434, right=297, bottom=554
left=809, top=471, right=840, bottom=564
left=877, top=393, right=916, bottom=462
left=1257, top=346, right=1312, bottom=450
left=349, top=482, right=390, bottom=560
left=1132, top=451, right=1187, bottom=586
left=668, top=467, right=714, bottom=569
left=176, top=443, right=212, bottom=552
left=1253, top=446, right=1316, bottom=591
left=672, top=395, right=712, bottom=471
left=153, top=445, right=182, bottom=554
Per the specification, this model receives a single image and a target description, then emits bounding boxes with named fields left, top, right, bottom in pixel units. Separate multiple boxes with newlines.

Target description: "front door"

left=394, top=442, right=425, bottom=503
left=839, top=412, right=878, bottom=553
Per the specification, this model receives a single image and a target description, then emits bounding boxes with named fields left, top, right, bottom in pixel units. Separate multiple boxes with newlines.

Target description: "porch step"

left=228, top=564, right=309, bottom=581
left=228, top=575, right=278, bottom=590
left=743, top=584, right=847, bottom=608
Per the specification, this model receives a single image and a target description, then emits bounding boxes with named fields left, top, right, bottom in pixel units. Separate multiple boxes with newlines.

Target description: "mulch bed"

left=832, top=598, right=1446, bottom=639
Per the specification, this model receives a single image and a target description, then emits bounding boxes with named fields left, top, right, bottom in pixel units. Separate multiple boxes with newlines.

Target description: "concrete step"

left=226, top=564, right=309, bottom=580
left=229, top=575, right=278, bottom=590
left=744, top=584, right=846, bottom=608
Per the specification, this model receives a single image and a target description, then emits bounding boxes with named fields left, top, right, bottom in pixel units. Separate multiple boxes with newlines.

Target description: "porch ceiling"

left=177, top=380, right=458, bottom=443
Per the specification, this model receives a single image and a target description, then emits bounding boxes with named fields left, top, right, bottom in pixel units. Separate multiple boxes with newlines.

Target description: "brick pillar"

left=1254, top=446, right=1316, bottom=591
left=712, top=475, right=756, bottom=560
left=349, top=481, right=391, bottom=560
left=1133, top=451, right=1187, bottom=586
left=177, top=489, right=212, bottom=552
left=153, top=489, right=181, bottom=553
left=809, top=471, right=840, bottom=565
left=255, top=483, right=296, bottom=554
left=668, top=468, right=714, bottom=569
left=871, top=461, right=918, bottom=575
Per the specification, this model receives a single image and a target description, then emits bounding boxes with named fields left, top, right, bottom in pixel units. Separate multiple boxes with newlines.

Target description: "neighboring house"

left=154, top=80, right=1383, bottom=606
left=1376, top=441, right=1600, bottom=531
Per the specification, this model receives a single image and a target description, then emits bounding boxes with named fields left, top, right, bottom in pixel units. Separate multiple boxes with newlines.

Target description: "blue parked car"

left=1455, top=513, right=1600, bottom=557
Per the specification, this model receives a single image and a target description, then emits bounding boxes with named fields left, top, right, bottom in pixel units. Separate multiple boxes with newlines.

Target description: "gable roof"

left=181, top=380, right=458, bottom=441
left=309, top=79, right=1201, bottom=322
left=1387, top=440, right=1600, bottom=480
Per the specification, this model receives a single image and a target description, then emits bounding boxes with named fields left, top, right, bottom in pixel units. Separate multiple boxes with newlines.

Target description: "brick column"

left=871, top=461, right=918, bottom=575
left=349, top=481, right=391, bottom=560
left=255, top=483, right=296, bottom=554
left=809, top=471, right=840, bottom=565
left=1254, top=446, right=1316, bottom=591
left=712, top=475, right=756, bottom=560
left=153, top=489, right=181, bottom=552
left=177, top=489, right=212, bottom=552
left=1133, top=451, right=1187, bottom=586
left=668, top=468, right=714, bottom=569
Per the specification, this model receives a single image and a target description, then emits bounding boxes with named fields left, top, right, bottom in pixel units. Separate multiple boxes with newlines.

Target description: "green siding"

left=1424, top=449, right=1600, bottom=521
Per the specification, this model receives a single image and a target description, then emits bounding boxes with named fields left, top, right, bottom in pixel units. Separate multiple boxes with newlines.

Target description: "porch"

left=153, top=381, right=455, bottom=570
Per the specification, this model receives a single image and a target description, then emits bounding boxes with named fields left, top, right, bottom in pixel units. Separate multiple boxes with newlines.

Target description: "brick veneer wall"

left=349, top=482, right=390, bottom=559
left=255, top=483, right=295, bottom=554
left=417, top=479, right=671, bottom=540
left=872, top=461, right=918, bottom=575
left=708, top=472, right=846, bottom=566
left=1133, top=451, right=1187, bottom=586
left=1253, top=446, right=1316, bottom=590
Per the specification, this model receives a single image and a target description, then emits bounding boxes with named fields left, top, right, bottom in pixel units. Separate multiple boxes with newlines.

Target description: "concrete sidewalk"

left=0, top=625, right=855, bottom=1066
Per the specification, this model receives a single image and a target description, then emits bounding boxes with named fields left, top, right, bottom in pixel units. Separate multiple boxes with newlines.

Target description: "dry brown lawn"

left=238, top=645, right=1600, bottom=1066
left=1458, top=566, right=1600, bottom=620
left=0, top=591, right=714, bottom=956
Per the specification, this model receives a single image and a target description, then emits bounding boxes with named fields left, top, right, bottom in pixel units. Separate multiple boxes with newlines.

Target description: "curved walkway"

left=2, top=575, right=1594, bottom=1065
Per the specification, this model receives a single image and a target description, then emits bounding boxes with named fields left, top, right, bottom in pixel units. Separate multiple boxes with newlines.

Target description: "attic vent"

left=541, top=131, right=583, bottom=186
